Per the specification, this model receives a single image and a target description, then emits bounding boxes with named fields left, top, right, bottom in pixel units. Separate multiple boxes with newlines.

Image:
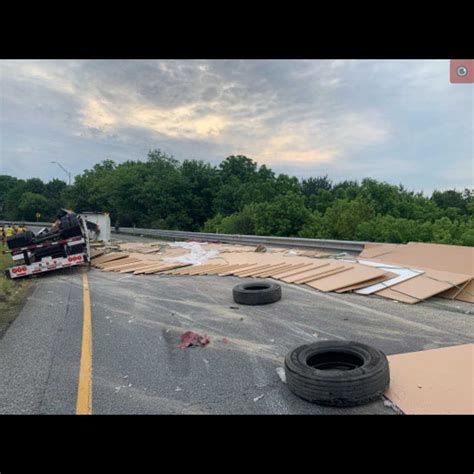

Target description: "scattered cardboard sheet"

left=438, top=279, right=474, bottom=304
left=281, top=263, right=341, bottom=283
left=355, top=260, right=424, bottom=295
left=368, top=242, right=474, bottom=276
left=256, top=263, right=302, bottom=278
left=295, top=266, right=352, bottom=284
left=273, top=263, right=326, bottom=280
left=134, top=263, right=175, bottom=275
left=375, top=269, right=472, bottom=304
left=215, top=264, right=253, bottom=276
left=182, top=263, right=227, bottom=275
left=92, top=253, right=129, bottom=265
left=335, top=273, right=398, bottom=293
left=306, top=265, right=388, bottom=292
left=234, top=264, right=274, bottom=277
left=100, top=258, right=142, bottom=271
left=358, top=243, right=402, bottom=259
left=142, top=263, right=189, bottom=274
left=267, top=263, right=313, bottom=277
left=385, top=344, right=474, bottom=414
left=119, top=262, right=162, bottom=273
left=90, top=249, right=105, bottom=259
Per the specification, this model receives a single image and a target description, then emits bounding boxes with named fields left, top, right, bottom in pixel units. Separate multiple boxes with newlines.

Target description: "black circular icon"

left=456, top=65, right=468, bottom=77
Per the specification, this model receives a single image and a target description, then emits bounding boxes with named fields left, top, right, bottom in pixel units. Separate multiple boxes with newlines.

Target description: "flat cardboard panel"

left=355, top=262, right=423, bottom=295
left=295, top=266, right=352, bottom=284
left=335, top=272, right=398, bottom=293
left=358, top=244, right=401, bottom=259
left=273, top=263, right=329, bottom=280
left=134, top=264, right=171, bottom=275
left=235, top=264, right=275, bottom=277
left=90, top=249, right=105, bottom=259
left=438, top=279, right=474, bottom=303
left=385, top=344, right=474, bottom=414
left=267, top=263, right=313, bottom=277
left=375, top=270, right=471, bottom=303
left=144, top=263, right=186, bottom=274
left=119, top=262, right=162, bottom=273
left=108, top=261, right=155, bottom=272
left=281, top=264, right=343, bottom=283
left=251, top=263, right=295, bottom=277
left=101, top=258, right=142, bottom=270
left=184, top=264, right=228, bottom=275
left=306, top=265, right=388, bottom=292
left=232, top=264, right=274, bottom=276
left=218, top=263, right=260, bottom=276
left=217, top=264, right=253, bottom=276
left=93, top=253, right=129, bottom=265
left=369, top=242, right=474, bottom=276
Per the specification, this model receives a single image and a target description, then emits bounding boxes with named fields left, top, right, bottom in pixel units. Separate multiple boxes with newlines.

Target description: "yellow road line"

left=76, top=270, right=92, bottom=415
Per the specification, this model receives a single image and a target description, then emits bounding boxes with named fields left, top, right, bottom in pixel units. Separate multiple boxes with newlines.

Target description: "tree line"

left=1, top=150, right=473, bottom=246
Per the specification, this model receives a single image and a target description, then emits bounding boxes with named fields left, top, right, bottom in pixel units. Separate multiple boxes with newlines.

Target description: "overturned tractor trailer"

left=3, top=210, right=91, bottom=279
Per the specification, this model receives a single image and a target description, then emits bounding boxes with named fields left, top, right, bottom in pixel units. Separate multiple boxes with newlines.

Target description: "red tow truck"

left=3, top=210, right=91, bottom=279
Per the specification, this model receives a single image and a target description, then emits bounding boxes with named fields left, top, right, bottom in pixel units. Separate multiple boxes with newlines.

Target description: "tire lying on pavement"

left=284, top=340, right=390, bottom=407
left=232, top=281, right=281, bottom=305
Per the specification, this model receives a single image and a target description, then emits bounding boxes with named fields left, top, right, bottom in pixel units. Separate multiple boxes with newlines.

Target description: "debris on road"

left=90, top=236, right=473, bottom=306
left=276, top=367, right=287, bottom=384
left=284, top=341, right=390, bottom=407
left=233, top=281, right=282, bottom=305
left=385, top=344, right=473, bottom=414
left=179, top=330, right=210, bottom=349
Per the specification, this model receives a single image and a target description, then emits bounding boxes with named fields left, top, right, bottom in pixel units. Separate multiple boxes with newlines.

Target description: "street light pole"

left=51, top=161, right=72, bottom=185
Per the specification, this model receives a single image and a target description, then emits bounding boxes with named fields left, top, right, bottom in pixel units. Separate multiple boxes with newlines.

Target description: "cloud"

left=0, top=59, right=472, bottom=194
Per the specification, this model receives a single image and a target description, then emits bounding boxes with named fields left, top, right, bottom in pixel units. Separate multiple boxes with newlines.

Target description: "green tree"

left=218, top=207, right=257, bottom=234
left=0, top=175, right=20, bottom=217
left=301, top=175, right=333, bottom=196
left=322, top=197, right=375, bottom=240
left=431, top=189, right=466, bottom=212
left=252, top=193, right=311, bottom=236
left=17, top=192, right=50, bottom=221
left=298, top=211, right=326, bottom=238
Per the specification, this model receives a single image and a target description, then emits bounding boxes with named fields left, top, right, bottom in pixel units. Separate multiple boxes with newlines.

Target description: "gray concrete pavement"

left=0, top=266, right=473, bottom=414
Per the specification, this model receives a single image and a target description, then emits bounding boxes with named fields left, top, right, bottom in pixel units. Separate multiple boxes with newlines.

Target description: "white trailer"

left=79, top=212, right=111, bottom=242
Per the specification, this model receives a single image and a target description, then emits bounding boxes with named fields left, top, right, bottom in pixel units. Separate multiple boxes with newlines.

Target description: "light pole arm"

left=51, top=161, right=72, bottom=185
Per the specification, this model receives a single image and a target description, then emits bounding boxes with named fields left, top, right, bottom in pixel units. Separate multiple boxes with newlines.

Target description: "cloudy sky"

left=0, top=59, right=472, bottom=193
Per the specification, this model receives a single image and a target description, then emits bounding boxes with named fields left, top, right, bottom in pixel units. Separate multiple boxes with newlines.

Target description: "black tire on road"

left=232, top=281, right=281, bottom=305
left=284, top=340, right=390, bottom=407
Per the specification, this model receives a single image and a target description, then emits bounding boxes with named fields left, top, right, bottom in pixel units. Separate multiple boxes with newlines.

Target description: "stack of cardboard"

left=90, top=241, right=473, bottom=306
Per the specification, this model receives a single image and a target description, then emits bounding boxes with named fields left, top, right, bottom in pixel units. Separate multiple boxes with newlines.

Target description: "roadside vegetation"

left=0, top=244, right=30, bottom=334
left=1, top=150, right=473, bottom=246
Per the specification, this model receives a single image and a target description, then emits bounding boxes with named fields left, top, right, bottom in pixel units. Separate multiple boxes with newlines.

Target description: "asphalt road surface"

left=0, top=264, right=473, bottom=414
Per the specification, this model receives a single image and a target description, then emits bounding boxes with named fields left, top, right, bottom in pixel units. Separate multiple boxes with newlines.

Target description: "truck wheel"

left=284, top=341, right=390, bottom=407
left=232, top=281, right=281, bottom=305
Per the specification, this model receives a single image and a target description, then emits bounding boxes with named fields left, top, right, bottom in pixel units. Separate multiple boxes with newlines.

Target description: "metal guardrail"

left=0, top=220, right=366, bottom=253
left=114, top=227, right=366, bottom=253
left=0, top=220, right=52, bottom=227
